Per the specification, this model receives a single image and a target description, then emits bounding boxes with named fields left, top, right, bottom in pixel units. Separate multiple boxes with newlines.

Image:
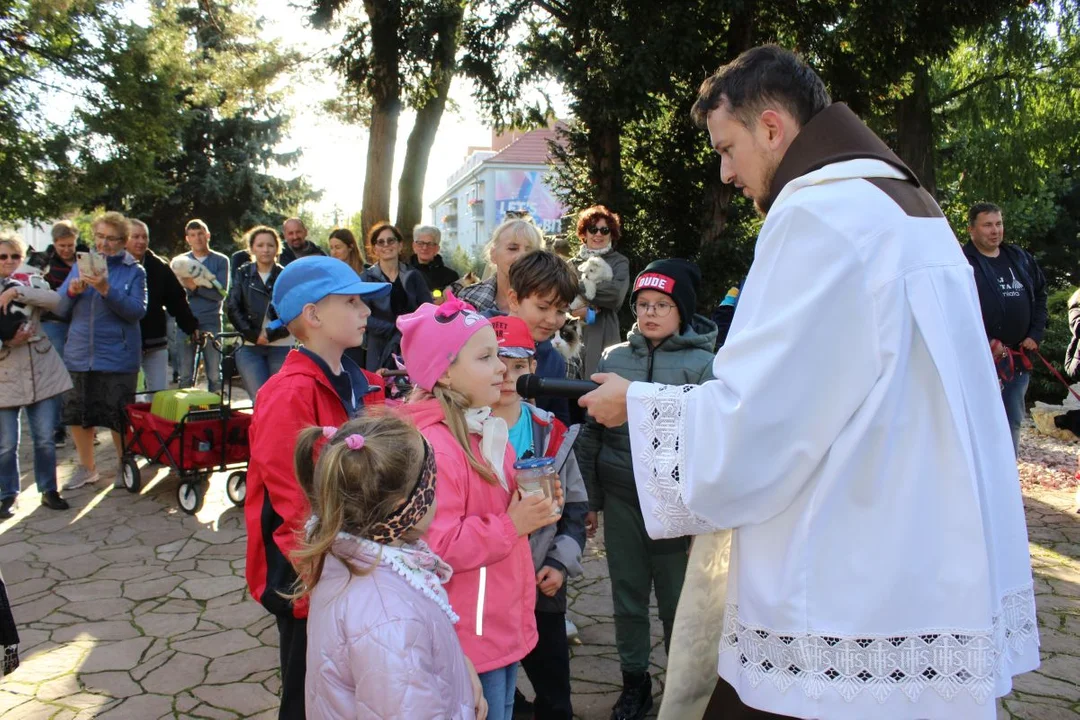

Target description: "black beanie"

left=631, top=258, right=701, bottom=332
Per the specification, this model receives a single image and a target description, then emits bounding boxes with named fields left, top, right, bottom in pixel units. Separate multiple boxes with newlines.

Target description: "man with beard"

left=581, top=45, right=1039, bottom=719
left=278, top=217, right=325, bottom=267
left=127, top=220, right=199, bottom=392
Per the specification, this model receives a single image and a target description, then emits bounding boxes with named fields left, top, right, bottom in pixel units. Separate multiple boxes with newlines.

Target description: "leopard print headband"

left=367, top=438, right=437, bottom=544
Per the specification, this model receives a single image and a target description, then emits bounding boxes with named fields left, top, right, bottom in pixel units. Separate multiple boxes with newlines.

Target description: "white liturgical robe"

left=627, top=105, right=1040, bottom=719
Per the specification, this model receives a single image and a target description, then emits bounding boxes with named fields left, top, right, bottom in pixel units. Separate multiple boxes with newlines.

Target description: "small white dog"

left=570, top=256, right=613, bottom=311
left=170, top=255, right=226, bottom=297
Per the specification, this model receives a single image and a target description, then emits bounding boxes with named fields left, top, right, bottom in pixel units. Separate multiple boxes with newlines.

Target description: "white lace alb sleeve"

left=626, top=381, right=722, bottom=539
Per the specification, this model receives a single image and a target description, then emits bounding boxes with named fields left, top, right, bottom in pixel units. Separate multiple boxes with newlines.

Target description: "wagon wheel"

left=122, top=457, right=142, bottom=494
left=177, top=479, right=206, bottom=515
left=225, top=471, right=246, bottom=506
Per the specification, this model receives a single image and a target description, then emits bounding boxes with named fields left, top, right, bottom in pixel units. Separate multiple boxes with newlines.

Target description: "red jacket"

left=244, top=349, right=384, bottom=619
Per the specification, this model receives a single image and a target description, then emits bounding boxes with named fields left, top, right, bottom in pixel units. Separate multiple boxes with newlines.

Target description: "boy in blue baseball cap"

left=243, top=256, right=390, bottom=719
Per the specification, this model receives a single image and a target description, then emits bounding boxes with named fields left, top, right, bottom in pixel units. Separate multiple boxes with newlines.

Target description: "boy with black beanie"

left=575, top=257, right=718, bottom=720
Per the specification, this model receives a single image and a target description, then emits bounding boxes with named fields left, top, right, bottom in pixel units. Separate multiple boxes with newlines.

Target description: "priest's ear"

left=757, top=108, right=797, bottom=152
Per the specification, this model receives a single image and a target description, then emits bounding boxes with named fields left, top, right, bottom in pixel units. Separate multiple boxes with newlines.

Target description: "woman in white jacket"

left=0, top=232, right=72, bottom=517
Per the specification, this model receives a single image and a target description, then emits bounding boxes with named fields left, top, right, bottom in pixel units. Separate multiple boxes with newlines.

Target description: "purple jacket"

left=305, top=540, right=475, bottom=719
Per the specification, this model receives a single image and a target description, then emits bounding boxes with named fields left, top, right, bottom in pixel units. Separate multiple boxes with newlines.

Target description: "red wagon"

left=120, top=333, right=251, bottom=514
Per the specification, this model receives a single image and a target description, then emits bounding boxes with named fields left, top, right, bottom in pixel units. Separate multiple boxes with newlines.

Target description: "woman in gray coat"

left=570, top=205, right=631, bottom=376
left=0, top=232, right=72, bottom=517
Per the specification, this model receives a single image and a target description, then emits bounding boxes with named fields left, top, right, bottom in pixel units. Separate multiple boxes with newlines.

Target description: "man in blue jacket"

left=176, top=219, right=230, bottom=393
left=962, top=201, right=1049, bottom=455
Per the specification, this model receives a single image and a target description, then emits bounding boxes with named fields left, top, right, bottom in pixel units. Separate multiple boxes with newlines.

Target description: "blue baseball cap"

left=268, top=256, right=390, bottom=329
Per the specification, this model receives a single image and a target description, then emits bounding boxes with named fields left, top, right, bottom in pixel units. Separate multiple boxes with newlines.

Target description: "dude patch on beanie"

left=633, top=273, right=676, bottom=294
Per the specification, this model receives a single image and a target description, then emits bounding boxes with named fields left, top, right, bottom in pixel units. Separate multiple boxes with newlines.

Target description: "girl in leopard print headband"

left=288, top=413, right=487, bottom=719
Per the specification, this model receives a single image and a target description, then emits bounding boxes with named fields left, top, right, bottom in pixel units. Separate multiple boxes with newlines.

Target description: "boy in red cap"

left=489, top=315, right=588, bottom=720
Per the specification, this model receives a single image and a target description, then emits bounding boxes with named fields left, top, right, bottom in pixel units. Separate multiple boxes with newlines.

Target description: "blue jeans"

left=41, top=321, right=69, bottom=432
left=478, top=663, right=519, bottom=720
left=0, top=398, right=59, bottom=499
left=178, top=325, right=222, bottom=392
left=234, top=345, right=290, bottom=404
left=141, top=346, right=170, bottom=393
left=1001, top=370, right=1029, bottom=456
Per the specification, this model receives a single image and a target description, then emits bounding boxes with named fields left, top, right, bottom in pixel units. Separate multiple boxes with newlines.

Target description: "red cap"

left=490, top=316, right=536, bottom=358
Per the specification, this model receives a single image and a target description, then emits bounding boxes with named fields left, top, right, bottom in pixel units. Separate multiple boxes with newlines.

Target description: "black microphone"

left=516, top=374, right=599, bottom=399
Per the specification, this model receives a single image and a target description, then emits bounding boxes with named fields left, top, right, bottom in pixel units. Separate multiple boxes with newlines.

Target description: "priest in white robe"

left=581, top=45, right=1039, bottom=720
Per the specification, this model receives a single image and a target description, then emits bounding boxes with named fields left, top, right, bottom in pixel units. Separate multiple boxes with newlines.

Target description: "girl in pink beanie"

left=397, top=293, right=559, bottom=720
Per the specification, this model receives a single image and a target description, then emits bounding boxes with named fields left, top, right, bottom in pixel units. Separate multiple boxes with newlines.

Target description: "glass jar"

left=513, top=456, right=561, bottom=517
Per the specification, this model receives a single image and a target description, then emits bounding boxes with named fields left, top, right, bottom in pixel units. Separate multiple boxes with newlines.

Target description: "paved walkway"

left=0, top=427, right=1076, bottom=719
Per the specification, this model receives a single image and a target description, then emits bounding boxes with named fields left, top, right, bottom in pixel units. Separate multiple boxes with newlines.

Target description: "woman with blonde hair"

left=0, top=232, right=72, bottom=516
left=294, top=413, right=486, bottom=719
left=55, top=211, right=147, bottom=491
left=456, top=219, right=542, bottom=314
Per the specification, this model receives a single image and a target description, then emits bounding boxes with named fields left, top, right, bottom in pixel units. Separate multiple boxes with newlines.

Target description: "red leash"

left=1032, top=349, right=1080, bottom=404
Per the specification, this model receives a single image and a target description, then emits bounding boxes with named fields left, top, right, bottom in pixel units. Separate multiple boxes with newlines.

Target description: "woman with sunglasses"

left=0, top=232, right=73, bottom=518
left=571, top=205, right=631, bottom=376
left=359, top=222, right=433, bottom=372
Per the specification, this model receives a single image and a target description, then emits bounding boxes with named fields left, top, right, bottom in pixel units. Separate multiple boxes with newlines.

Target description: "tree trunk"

left=586, top=122, right=623, bottom=211
left=361, top=0, right=403, bottom=242
left=698, top=0, right=755, bottom=250
left=395, top=1, right=465, bottom=252
left=895, top=62, right=937, bottom=198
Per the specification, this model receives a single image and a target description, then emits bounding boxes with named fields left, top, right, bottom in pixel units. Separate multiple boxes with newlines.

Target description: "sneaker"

left=66, top=465, right=99, bottom=490
left=41, top=491, right=69, bottom=511
left=0, top=497, right=14, bottom=519
left=113, top=470, right=126, bottom=489
left=54, top=429, right=67, bottom=448
left=565, top=618, right=579, bottom=640
left=92, top=434, right=101, bottom=446
left=611, top=672, right=653, bottom=720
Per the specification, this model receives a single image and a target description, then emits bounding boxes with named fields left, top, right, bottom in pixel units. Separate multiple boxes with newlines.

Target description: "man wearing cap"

left=581, top=46, right=1038, bottom=719
left=244, top=256, right=390, bottom=720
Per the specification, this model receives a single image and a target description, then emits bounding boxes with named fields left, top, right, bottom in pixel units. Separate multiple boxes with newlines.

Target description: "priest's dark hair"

left=967, top=202, right=1002, bottom=227
left=691, top=45, right=831, bottom=130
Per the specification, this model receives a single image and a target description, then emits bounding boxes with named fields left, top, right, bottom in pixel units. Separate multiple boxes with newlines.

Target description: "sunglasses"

left=504, top=210, right=531, bottom=220
left=373, top=237, right=401, bottom=247
left=0, top=253, right=22, bottom=261
left=586, top=226, right=611, bottom=236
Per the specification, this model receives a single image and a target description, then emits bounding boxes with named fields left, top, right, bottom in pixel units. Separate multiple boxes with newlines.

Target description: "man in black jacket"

left=407, top=225, right=459, bottom=300
left=279, top=218, right=325, bottom=266
left=129, top=220, right=200, bottom=392
left=962, top=202, right=1048, bottom=455
left=29, top=221, right=89, bottom=445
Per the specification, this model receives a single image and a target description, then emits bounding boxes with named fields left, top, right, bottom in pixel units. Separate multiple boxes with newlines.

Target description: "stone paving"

left=0, top=425, right=1076, bottom=719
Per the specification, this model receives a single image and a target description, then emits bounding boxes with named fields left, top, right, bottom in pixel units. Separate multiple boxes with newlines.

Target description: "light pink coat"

left=305, top=540, right=475, bottom=719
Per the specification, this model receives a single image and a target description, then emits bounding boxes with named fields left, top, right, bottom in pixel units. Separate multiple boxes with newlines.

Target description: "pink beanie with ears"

left=396, top=292, right=491, bottom=392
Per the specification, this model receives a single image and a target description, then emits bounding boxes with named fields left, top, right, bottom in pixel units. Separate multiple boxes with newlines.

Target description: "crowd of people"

left=0, top=43, right=1053, bottom=720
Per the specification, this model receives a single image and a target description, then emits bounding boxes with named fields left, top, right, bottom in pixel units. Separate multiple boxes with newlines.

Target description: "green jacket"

left=577, top=314, right=718, bottom=511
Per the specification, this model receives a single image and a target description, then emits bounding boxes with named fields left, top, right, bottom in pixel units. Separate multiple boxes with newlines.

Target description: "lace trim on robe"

left=720, top=584, right=1038, bottom=704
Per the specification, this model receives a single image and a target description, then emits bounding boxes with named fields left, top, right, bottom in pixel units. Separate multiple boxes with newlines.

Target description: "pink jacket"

left=305, top=541, right=475, bottom=719
left=400, top=399, right=538, bottom=673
